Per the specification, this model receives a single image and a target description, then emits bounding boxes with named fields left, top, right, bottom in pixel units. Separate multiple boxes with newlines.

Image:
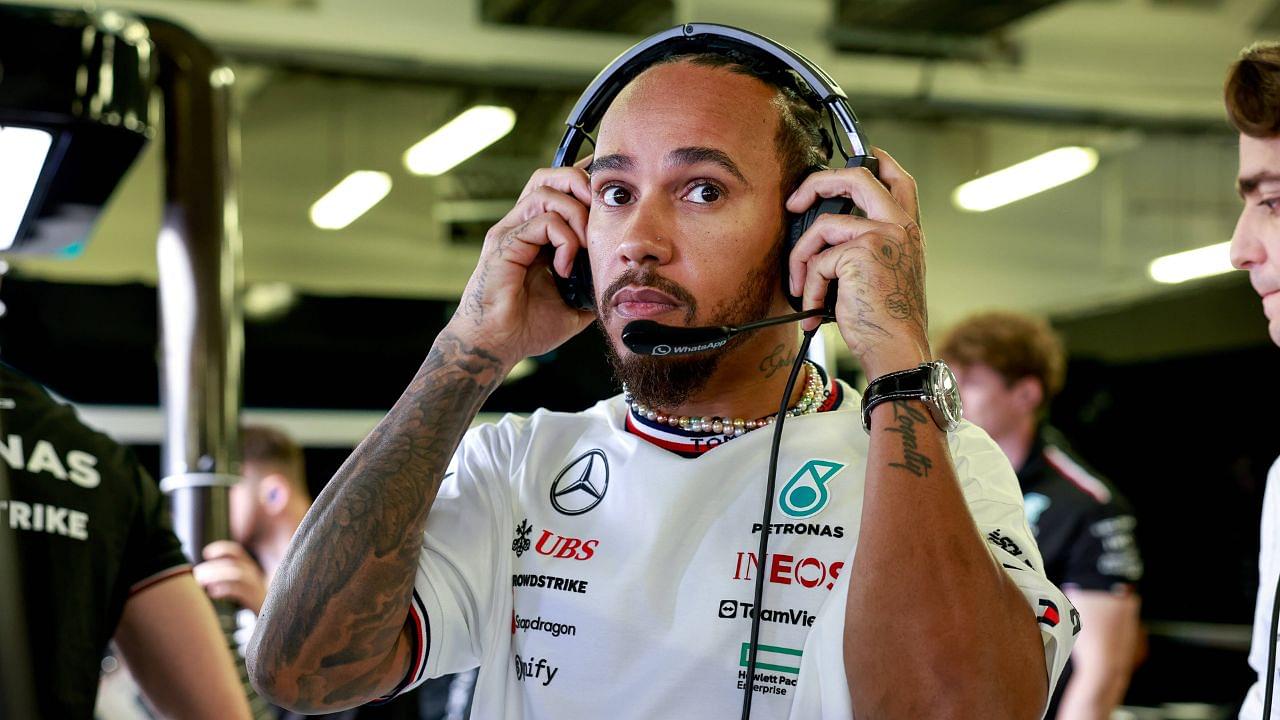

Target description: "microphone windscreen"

left=621, top=320, right=732, bottom=356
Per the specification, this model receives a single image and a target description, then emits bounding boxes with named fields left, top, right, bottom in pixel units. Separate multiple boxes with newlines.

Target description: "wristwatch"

left=860, top=361, right=963, bottom=433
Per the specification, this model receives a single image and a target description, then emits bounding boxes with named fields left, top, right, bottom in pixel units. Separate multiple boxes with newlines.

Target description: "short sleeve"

left=112, top=448, right=191, bottom=596
left=950, top=423, right=1078, bottom=716
left=380, top=417, right=519, bottom=700
left=1060, top=501, right=1142, bottom=593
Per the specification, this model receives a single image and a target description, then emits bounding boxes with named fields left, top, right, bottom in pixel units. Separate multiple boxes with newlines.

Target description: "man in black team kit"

left=940, top=311, right=1143, bottom=720
left=0, top=362, right=251, bottom=720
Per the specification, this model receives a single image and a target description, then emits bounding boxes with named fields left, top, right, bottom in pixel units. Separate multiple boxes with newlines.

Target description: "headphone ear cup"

left=782, top=195, right=859, bottom=314
left=553, top=251, right=596, bottom=311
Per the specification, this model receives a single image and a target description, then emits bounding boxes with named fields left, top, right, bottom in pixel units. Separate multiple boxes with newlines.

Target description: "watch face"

left=929, top=361, right=964, bottom=431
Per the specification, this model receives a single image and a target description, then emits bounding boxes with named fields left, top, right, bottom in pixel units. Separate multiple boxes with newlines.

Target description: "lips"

left=611, top=286, right=682, bottom=319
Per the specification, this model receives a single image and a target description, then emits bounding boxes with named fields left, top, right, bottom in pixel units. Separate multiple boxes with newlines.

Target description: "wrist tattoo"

left=884, top=400, right=933, bottom=478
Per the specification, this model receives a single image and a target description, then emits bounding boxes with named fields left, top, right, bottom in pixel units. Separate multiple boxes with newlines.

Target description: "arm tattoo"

left=883, top=400, right=933, bottom=478
left=250, top=331, right=504, bottom=710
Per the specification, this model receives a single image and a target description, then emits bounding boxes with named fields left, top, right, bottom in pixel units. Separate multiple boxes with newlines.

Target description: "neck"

left=659, top=323, right=810, bottom=420
left=994, top=417, right=1038, bottom=472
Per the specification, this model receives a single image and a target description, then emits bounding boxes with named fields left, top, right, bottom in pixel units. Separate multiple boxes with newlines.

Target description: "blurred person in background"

left=940, top=311, right=1143, bottom=720
left=0, top=361, right=251, bottom=720
left=1229, top=41, right=1280, bottom=720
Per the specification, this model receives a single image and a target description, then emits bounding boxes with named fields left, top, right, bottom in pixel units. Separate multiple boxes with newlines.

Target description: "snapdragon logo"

left=515, top=614, right=577, bottom=638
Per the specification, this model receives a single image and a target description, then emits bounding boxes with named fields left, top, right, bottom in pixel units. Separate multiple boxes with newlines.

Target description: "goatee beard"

left=597, top=245, right=779, bottom=410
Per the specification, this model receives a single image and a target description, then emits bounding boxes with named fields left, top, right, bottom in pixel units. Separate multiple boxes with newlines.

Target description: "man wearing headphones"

left=250, top=28, right=1075, bottom=719
left=1230, top=41, right=1280, bottom=720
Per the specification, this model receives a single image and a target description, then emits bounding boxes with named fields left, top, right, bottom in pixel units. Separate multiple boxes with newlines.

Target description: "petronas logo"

left=779, top=460, right=845, bottom=519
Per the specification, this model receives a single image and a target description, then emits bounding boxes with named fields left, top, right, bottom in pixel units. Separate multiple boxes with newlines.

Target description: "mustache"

left=599, top=268, right=698, bottom=324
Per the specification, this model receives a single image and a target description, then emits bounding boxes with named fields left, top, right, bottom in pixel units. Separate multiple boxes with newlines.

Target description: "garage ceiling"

left=1, top=0, right=1265, bottom=332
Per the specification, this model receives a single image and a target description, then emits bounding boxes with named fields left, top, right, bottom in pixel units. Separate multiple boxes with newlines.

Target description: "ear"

left=256, top=473, right=292, bottom=516
left=1009, top=376, right=1044, bottom=415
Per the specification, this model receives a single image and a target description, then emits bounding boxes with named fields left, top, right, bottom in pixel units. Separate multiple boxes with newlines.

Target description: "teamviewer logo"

left=719, top=600, right=738, bottom=619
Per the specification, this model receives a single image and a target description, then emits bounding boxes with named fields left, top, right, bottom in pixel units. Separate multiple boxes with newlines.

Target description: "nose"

left=614, top=197, right=674, bottom=269
left=1230, top=209, right=1265, bottom=270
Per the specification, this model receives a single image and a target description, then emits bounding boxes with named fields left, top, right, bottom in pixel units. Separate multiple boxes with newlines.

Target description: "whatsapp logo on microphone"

left=779, top=460, right=845, bottom=519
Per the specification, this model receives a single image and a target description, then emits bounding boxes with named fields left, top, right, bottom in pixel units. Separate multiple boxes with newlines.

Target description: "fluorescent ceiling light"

left=1148, top=241, right=1234, bottom=284
left=403, top=105, right=516, bottom=177
left=0, top=125, right=54, bottom=250
left=309, top=171, right=392, bottom=230
left=953, top=146, right=1099, bottom=212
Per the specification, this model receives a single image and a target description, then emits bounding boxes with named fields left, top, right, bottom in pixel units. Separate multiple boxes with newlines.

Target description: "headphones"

left=551, top=23, right=879, bottom=315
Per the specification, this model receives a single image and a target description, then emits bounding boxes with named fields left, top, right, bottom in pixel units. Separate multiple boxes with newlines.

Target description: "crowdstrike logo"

left=550, top=449, right=609, bottom=515
left=778, top=460, right=844, bottom=519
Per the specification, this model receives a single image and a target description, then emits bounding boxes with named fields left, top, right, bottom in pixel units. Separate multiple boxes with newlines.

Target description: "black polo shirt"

left=0, top=363, right=189, bottom=719
left=1018, top=427, right=1142, bottom=718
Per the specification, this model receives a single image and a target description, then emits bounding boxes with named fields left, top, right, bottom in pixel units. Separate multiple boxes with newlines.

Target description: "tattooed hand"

left=452, top=161, right=598, bottom=368
left=785, top=147, right=930, bottom=379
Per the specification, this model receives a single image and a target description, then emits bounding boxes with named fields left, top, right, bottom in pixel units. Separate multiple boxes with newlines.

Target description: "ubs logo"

left=550, top=449, right=609, bottom=516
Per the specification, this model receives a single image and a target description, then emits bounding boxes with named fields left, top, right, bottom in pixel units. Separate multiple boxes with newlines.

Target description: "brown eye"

left=686, top=183, right=722, bottom=204
left=602, top=186, right=632, bottom=207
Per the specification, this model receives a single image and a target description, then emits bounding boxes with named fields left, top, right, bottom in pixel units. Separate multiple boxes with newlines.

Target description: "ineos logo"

left=550, top=449, right=609, bottom=515
left=652, top=344, right=672, bottom=356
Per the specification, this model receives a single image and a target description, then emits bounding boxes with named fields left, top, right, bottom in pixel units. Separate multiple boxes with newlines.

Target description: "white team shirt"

left=387, top=381, right=1076, bottom=718
left=1242, top=456, right=1280, bottom=720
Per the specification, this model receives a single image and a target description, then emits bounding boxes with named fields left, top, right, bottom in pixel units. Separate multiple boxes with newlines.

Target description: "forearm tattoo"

left=251, top=331, right=504, bottom=709
left=883, top=400, right=933, bottom=478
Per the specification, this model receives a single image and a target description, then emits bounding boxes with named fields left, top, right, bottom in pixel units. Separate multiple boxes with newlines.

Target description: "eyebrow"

left=585, top=146, right=749, bottom=186
left=1237, top=172, right=1280, bottom=198
left=586, top=154, right=633, bottom=176
left=667, top=146, right=748, bottom=186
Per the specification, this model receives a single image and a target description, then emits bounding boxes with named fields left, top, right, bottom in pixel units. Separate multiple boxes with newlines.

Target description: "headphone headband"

left=553, top=23, right=873, bottom=167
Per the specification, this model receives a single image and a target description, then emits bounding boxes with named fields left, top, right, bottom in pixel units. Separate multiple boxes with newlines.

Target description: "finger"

left=506, top=186, right=589, bottom=245
left=785, top=167, right=912, bottom=227
left=202, top=540, right=250, bottom=562
left=518, top=166, right=592, bottom=206
left=574, top=153, right=594, bottom=171
left=788, top=214, right=910, bottom=297
left=499, top=212, right=583, bottom=279
left=193, top=560, right=245, bottom=586
left=202, top=581, right=249, bottom=605
left=870, top=147, right=920, bottom=224
left=799, top=244, right=859, bottom=331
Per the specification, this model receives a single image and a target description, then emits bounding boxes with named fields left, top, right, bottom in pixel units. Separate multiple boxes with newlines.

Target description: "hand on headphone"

left=447, top=157, right=597, bottom=369
left=785, top=147, right=930, bottom=380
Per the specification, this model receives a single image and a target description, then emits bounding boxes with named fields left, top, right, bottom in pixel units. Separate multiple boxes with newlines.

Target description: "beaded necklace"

left=623, top=360, right=828, bottom=437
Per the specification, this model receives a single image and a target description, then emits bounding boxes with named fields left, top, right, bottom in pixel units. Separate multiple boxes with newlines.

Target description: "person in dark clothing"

left=0, top=362, right=250, bottom=720
left=941, top=311, right=1143, bottom=720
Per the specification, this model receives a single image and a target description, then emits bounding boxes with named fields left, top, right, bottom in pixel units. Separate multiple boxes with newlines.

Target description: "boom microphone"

left=621, top=308, right=832, bottom=356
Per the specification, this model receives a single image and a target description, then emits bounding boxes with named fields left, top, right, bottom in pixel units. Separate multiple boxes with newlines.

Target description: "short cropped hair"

left=1225, top=42, right=1280, bottom=138
left=241, top=424, right=307, bottom=495
left=653, top=52, right=833, bottom=195
left=938, top=311, right=1066, bottom=410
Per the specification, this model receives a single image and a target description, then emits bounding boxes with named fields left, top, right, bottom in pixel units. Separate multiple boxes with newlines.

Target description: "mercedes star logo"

left=550, top=449, right=610, bottom=516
